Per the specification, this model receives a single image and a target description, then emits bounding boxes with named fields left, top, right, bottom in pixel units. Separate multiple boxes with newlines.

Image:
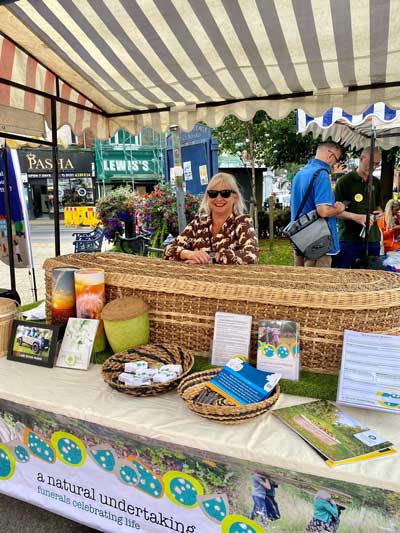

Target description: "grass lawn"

left=259, top=238, right=293, bottom=266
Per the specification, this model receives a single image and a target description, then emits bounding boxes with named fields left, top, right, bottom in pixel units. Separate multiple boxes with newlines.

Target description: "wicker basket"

left=0, top=298, right=18, bottom=357
left=177, top=368, right=280, bottom=424
left=102, top=343, right=194, bottom=396
left=44, top=253, right=400, bottom=374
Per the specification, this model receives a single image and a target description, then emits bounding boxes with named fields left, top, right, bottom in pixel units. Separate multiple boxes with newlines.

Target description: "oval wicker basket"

left=177, top=368, right=280, bottom=424
left=0, top=298, right=18, bottom=357
left=102, top=343, right=194, bottom=396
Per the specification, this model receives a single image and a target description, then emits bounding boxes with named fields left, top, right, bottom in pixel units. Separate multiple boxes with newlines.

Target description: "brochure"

left=211, top=312, right=252, bottom=366
left=56, top=318, right=99, bottom=370
left=207, top=357, right=281, bottom=406
left=257, top=319, right=300, bottom=380
left=337, top=329, right=400, bottom=413
left=273, top=399, right=396, bottom=467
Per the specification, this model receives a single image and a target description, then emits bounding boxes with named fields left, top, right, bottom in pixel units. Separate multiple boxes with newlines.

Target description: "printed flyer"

left=338, top=330, right=400, bottom=412
left=0, top=399, right=399, bottom=532
left=257, top=320, right=300, bottom=380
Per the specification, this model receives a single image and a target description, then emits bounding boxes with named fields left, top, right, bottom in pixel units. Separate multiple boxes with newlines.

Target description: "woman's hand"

left=181, top=249, right=212, bottom=264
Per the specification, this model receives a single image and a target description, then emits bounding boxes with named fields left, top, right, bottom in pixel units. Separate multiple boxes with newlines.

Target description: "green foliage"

left=258, top=208, right=291, bottom=238
left=386, top=492, right=400, bottom=517
left=261, top=112, right=320, bottom=167
left=213, top=111, right=270, bottom=166
left=213, top=111, right=320, bottom=168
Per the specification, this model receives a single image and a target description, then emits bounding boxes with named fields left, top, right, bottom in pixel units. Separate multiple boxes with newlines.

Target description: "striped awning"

left=297, top=103, right=400, bottom=150
left=1, top=0, right=400, bottom=140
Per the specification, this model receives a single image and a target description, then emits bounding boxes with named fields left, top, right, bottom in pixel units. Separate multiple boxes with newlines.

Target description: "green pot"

left=103, top=312, right=149, bottom=353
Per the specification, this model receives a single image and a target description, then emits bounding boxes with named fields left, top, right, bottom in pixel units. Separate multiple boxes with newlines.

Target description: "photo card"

left=56, top=318, right=99, bottom=370
left=7, top=320, right=59, bottom=368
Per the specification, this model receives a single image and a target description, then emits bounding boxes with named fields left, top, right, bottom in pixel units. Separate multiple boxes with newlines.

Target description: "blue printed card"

left=208, top=357, right=281, bottom=405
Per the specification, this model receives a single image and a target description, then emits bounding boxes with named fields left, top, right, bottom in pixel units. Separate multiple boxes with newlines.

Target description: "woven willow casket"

left=44, top=253, right=400, bottom=374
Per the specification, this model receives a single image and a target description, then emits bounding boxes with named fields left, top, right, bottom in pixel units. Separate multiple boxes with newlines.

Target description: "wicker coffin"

left=44, top=253, right=400, bottom=374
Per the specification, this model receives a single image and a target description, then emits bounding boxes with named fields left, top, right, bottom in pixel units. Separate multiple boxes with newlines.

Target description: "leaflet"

left=208, top=357, right=281, bottom=405
left=337, top=330, right=400, bottom=413
left=256, top=319, right=300, bottom=380
left=211, top=312, right=252, bottom=366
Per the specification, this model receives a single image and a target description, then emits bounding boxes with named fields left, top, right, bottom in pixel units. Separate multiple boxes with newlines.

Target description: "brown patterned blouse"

left=164, top=213, right=259, bottom=264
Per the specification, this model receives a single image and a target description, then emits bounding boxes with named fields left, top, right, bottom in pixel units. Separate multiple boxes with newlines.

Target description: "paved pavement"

left=0, top=217, right=112, bottom=305
left=0, top=217, right=105, bottom=531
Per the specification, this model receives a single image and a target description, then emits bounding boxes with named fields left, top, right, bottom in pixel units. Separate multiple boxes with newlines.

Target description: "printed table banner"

left=0, top=148, right=33, bottom=268
left=0, top=399, right=399, bottom=532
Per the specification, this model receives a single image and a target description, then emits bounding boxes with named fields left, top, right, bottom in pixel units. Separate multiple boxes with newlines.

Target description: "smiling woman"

left=164, top=173, right=259, bottom=265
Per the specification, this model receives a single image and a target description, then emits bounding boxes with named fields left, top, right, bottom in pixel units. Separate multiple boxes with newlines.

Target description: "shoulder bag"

left=284, top=168, right=333, bottom=260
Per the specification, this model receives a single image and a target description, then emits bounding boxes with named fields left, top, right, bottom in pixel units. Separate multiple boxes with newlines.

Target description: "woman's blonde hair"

left=384, top=198, right=400, bottom=229
left=199, top=172, right=247, bottom=216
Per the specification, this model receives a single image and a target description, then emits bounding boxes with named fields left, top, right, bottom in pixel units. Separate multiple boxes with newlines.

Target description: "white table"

left=0, top=357, right=398, bottom=532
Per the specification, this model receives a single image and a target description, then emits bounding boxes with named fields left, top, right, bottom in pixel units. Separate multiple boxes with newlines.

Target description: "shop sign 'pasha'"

left=25, top=153, right=74, bottom=171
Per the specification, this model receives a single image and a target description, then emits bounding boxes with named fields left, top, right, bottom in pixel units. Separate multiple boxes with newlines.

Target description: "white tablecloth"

left=0, top=357, right=398, bottom=492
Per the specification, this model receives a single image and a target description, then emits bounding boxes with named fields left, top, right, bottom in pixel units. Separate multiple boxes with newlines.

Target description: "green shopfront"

left=95, top=132, right=164, bottom=197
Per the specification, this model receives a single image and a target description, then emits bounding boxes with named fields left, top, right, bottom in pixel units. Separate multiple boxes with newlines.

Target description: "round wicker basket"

left=177, top=368, right=280, bottom=424
left=0, top=298, right=18, bottom=356
left=102, top=343, right=194, bottom=396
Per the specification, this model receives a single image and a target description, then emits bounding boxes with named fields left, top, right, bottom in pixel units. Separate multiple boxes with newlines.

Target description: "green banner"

left=96, top=150, right=159, bottom=181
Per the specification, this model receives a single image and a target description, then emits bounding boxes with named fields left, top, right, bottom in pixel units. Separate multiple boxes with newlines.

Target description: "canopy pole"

left=51, top=98, right=61, bottom=256
left=363, top=128, right=376, bottom=257
left=170, top=126, right=186, bottom=233
left=2, top=144, right=17, bottom=298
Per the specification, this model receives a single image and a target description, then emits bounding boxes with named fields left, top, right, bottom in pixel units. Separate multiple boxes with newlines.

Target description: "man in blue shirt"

left=290, top=142, right=346, bottom=267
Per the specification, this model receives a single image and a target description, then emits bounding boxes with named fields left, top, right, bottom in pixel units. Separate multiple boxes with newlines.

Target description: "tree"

left=213, top=112, right=320, bottom=233
left=261, top=112, right=320, bottom=168
left=214, top=111, right=320, bottom=168
left=213, top=111, right=271, bottom=235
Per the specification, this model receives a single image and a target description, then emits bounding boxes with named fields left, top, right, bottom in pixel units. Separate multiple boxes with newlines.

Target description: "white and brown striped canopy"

left=1, top=0, right=400, bottom=139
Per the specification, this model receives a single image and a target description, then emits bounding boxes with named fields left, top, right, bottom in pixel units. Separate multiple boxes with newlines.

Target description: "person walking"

left=290, top=142, right=346, bottom=267
left=333, top=147, right=383, bottom=268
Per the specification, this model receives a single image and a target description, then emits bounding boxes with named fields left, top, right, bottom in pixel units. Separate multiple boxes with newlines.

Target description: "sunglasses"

left=207, top=189, right=235, bottom=199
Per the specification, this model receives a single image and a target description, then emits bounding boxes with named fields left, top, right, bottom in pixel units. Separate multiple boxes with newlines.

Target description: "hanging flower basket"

left=95, top=187, right=138, bottom=242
